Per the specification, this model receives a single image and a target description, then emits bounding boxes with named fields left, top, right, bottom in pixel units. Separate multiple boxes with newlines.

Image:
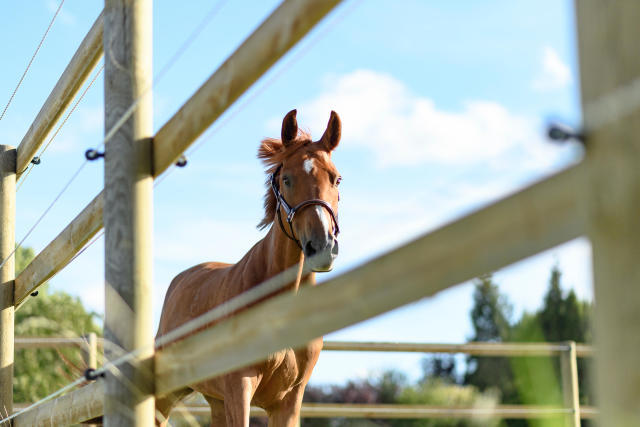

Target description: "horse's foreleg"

left=267, top=384, right=305, bottom=427
left=223, top=375, right=258, bottom=427
left=204, top=395, right=227, bottom=426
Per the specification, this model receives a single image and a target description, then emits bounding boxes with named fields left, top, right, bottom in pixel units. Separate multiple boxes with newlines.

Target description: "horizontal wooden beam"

left=11, top=337, right=592, bottom=357
left=152, top=0, right=341, bottom=176
left=14, top=336, right=103, bottom=349
left=323, top=341, right=595, bottom=358
left=155, top=163, right=588, bottom=395
left=12, top=382, right=102, bottom=426
left=172, top=403, right=599, bottom=420
left=14, top=192, right=103, bottom=306
left=16, top=12, right=104, bottom=179
left=13, top=400, right=598, bottom=422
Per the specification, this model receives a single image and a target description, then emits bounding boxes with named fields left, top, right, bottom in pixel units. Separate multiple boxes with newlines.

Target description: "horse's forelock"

left=257, top=131, right=312, bottom=230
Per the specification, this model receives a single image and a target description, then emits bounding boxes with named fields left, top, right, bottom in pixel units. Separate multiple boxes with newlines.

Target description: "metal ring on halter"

left=270, top=165, right=339, bottom=249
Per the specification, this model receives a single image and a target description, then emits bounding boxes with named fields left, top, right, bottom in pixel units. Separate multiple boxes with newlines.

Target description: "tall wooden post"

left=0, top=146, right=15, bottom=419
left=103, top=0, right=154, bottom=425
left=575, top=2, right=640, bottom=425
left=560, top=341, right=581, bottom=427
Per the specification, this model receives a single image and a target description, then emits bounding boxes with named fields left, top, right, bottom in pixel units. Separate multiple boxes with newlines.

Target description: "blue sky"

left=0, top=0, right=589, bottom=385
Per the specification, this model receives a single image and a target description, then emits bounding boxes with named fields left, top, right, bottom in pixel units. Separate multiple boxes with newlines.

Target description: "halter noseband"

left=270, top=164, right=340, bottom=249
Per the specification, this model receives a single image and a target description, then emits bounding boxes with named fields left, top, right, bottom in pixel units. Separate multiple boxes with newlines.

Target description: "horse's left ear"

left=320, top=111, right=341, bottom=152
left=281, top=109, right=298, bottom=147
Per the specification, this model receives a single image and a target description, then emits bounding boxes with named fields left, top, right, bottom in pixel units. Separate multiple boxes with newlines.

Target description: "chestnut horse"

left=155, top=110, right=342, bottom=426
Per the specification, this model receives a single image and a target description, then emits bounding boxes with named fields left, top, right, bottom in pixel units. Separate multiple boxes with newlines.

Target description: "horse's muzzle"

left=303, top=235, right=338, bottom=272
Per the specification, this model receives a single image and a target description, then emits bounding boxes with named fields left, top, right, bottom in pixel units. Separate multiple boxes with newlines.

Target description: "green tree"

left=464, top=275, right=516, bottom=403
left=507, top=264, right=593, bottom=426
left=13, top=246, right=102, bottom=403
left=534, top=264, right=593, bottom=405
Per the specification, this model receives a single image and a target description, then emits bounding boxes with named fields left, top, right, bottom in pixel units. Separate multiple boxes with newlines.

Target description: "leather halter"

left=270, top=164, right=340, bottom=249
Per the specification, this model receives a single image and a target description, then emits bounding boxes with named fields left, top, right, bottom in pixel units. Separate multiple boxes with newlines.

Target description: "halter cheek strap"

left=271, top=165, right=340, bottom=249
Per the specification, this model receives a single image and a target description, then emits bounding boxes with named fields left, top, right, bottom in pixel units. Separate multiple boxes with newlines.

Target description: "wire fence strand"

left=16, top=63, right=105, bottom=191
left=0, top=0, right=66, bottom=123
left=2, top=0, right=230, bottom=279
left=2, top=2, right=362, bottom=421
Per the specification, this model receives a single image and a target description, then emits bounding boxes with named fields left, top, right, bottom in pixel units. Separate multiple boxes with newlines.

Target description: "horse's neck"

left=238, top=224, right=314, bottom=293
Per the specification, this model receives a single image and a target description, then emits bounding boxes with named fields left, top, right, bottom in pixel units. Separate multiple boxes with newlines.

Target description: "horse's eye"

left=335, top=177, right=342, bottom=187
left=282, top=176, right=291, bottom=187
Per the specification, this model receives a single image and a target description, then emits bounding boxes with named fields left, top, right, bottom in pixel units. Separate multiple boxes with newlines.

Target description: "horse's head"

left=258, top=109, right=342, bottom=272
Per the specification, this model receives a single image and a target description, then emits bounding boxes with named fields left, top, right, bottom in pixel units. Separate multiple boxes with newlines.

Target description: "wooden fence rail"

left=16, top=12, right=103, bottom=179
left=13, top=337, right=594, bottom=356
left=11, top=338, right=592, bottom=425
left=13, top=402, right=599, bottom=421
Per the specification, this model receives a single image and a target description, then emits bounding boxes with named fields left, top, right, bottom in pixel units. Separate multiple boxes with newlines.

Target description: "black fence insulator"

left=84, top=368, right=105, bottom=381
left=85, top=149, right=105, bottom=161
left=547, top=123, right=585, bottom=144
left=31, top=291, right=38, bottom=297
left=31, top=157, right=41, bottom=165
left=175, top=155, right=188, bottom=167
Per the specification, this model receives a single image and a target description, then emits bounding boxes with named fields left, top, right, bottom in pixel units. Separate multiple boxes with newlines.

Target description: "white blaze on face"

left=315, top=206, right=330, bottom=236
left=303, top=158, right=315, bottom=174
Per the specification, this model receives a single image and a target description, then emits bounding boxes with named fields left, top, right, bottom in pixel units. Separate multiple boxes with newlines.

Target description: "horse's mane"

left=257, top=130, right=311, bottom=230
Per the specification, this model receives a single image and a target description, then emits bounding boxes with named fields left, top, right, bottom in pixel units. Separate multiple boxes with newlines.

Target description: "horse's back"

left=158, top=261, right=233, bottom=337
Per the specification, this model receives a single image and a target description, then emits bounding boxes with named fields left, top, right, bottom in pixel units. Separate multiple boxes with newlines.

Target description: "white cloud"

left=294, top=69, right=566, bottom=169
left=532, top=47, right=572, bottom=91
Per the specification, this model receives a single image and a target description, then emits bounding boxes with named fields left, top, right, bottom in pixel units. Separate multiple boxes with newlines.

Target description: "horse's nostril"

left=304, top=241, right=317, bottom=258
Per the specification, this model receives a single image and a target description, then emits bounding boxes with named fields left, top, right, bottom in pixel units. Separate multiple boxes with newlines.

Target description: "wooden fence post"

left=83, top=332, right=98, bottom=370
left=0, top=146, right=15, bottom=419
left=575, top=1, right=640, bottom=425
left=560, top=341, right=581, bottom=427
left=102, top=0, right=154, bottom=425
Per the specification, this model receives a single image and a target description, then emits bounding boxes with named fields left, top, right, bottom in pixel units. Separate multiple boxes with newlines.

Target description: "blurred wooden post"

left=102, top=0, right=154, bottom=425
left=560, top=341, right=581, bottom=427
left=575, top=2, right=640, bottom=425
left=0, top=146, right=15, bottom=418
left=83, top=332, right=98, bottom=369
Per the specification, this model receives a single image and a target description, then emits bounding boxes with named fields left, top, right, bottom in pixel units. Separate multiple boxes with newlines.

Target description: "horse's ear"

left=281, top=109, right=298, bottom=147
left=320, top=111, right=341, bottom=152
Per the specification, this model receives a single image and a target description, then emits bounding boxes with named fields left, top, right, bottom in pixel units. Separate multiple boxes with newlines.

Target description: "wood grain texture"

left=152, top=0, right=341, bottom=176
left=16, top=12, right=103, bottom=178
left=575, top=2, right=640, bottom=426
left=102, top=0, right=154, bottom=425
left=13, top=382, right=102, bottom=426
left=14, top=192, right=103, bottom=306
left=0, top=145, right=15, bottom=416
left=155, top=164, right=587, bottom=395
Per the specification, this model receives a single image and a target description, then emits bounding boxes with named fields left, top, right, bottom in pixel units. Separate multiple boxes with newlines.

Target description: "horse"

left=155, top=109, right=342, bottom=426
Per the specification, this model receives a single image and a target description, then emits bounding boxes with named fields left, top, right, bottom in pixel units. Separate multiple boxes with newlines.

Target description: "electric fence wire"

left=0, top=0, right=230, bottom=277
left=16, top=63, right=105, bottom=191
left=154, top=0, right=362, bottom=188
left=0, top=0, right=65, bottom=123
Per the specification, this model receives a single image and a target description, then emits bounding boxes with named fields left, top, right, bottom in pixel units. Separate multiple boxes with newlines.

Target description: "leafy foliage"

left=302, top=372, right=498, bottom=427
left=13, top=246, right=102, bottom=403
left=464, top=265, right=593, bottom=427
